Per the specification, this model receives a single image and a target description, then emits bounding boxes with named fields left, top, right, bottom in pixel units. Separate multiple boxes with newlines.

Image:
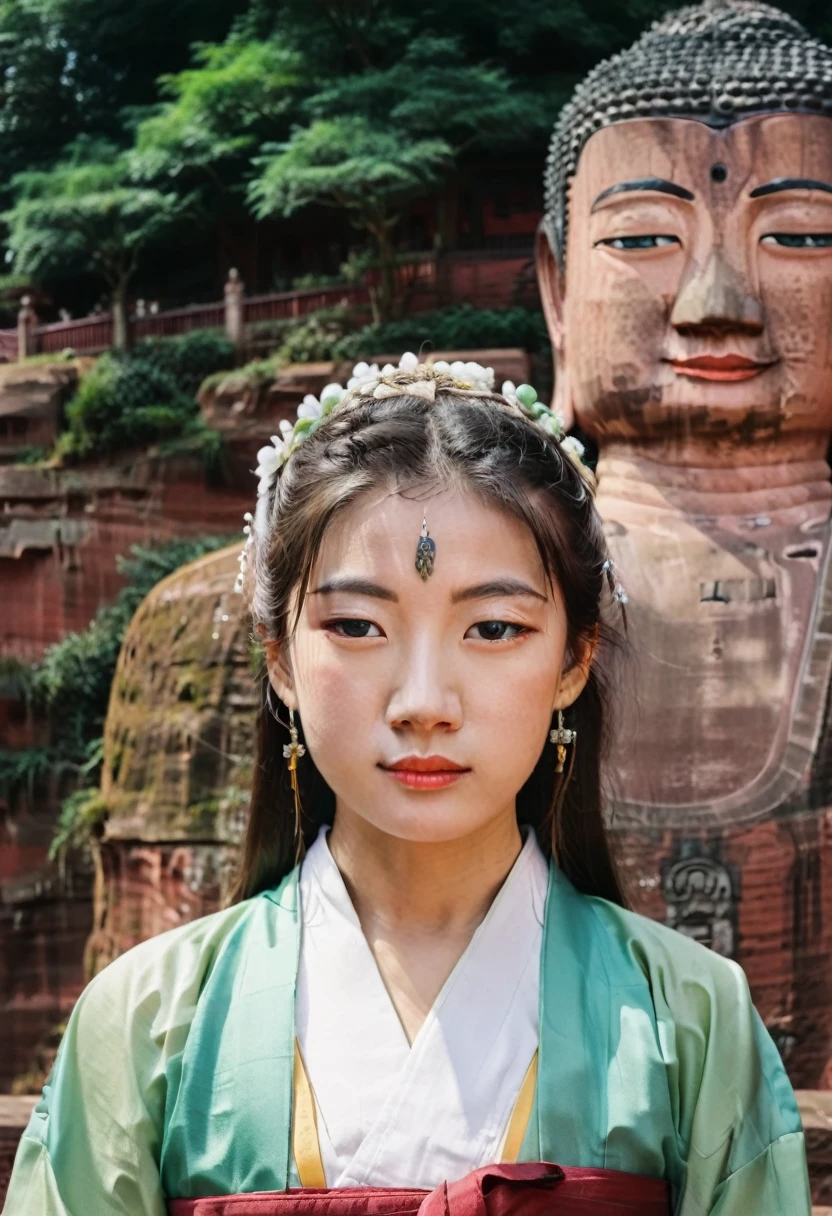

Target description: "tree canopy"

left=4, top=139, right=195, bottom=344
left=2, top=0, right=831, bottom=317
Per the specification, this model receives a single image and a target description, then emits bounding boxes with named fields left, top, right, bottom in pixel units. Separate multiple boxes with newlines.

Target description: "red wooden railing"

left=243, top=283, right=369, bottom=325
left=0, top=249, right=533, bottom=362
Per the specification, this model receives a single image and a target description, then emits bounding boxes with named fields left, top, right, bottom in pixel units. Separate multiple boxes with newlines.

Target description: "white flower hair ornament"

left=234, top=353, right=599, bottom=594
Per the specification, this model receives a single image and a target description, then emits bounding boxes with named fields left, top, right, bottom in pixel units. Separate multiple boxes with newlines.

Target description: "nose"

left=385, top=641, right=462, bottom=735
left=670, top=248, right=764, bottom=337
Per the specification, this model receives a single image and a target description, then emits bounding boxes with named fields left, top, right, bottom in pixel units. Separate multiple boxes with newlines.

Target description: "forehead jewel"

left=543, top=0, right=832, bottom=261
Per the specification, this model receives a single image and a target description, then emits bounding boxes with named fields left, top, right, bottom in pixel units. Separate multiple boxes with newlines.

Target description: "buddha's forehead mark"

left=591, top=178, right=695, bottom=212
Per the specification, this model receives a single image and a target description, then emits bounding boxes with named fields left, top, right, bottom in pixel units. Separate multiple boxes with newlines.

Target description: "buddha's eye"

left=595, top=235, right=681, bottom=250
left=761, top=233, right=832, bottom=248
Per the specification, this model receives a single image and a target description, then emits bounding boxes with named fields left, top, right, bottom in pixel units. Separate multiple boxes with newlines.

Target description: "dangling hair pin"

left=415, top=512, right=436, bottom=581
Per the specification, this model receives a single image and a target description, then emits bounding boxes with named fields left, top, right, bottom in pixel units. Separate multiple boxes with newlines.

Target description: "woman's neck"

left=327, top=808, right=523, bottom=1042
left=328, top=808, right=523, bottom=935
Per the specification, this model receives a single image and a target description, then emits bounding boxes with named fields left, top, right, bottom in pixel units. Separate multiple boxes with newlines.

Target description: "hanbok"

left=3, top=830, right=810, bottom=1215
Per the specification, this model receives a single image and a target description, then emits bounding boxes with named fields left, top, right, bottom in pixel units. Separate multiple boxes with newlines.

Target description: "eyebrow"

left=591, top=178, right=695, bottom=211
left=450, top=579, right=548, bottom=604
left=750, top=177, right=832, bottom=199
left=310, top=576, right=548, bottom=604
left=311, top=577, right=398, bottom=602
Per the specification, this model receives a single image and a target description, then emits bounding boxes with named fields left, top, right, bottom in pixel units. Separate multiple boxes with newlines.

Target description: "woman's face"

left=270, top=486, right=588, bottom=844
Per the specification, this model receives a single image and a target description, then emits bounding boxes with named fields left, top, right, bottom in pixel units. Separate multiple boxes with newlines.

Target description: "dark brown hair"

left=230, top=381, right=627, bottom=907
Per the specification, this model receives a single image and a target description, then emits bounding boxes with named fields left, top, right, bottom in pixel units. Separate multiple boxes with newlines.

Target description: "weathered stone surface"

left=1, top=448, right=253, bottom=1091
left=0, top=360, right=85, bottom=460
left=90, top=544, right=254, bottom=960
left=0, top=870, right=92, bottom=1092
left=0, top=456, right=252, bottom=662
left=101, top=544, right=254, bottom=843
left=536, top=13, right=832, bottom=1114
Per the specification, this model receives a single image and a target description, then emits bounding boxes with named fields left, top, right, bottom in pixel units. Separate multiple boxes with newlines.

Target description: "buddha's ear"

left=535, top=223, right=574, bottom=430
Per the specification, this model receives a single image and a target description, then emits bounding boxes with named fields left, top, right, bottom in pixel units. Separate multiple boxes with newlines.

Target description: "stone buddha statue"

left=537, top=0, right=832, bottom=1086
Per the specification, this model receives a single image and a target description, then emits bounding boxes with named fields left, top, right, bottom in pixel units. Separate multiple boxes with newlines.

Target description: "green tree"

left=0, top=0, right=251, bottom=180
left=250, top=117, right=451, bottom=321
left=3, top=140, right=196, bottom=347
left=248, top=34, right=544, bottom=319
left=131, top=39, right=301, bottom=197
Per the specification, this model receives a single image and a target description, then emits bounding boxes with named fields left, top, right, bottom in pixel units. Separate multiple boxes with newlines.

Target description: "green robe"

left=3, top=862, right=811, bottom=1215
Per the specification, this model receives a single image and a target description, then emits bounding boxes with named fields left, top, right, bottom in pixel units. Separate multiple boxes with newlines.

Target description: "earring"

left=283, top=707, right=306, bottom=860
left=549, top=710, right=576, bottom=774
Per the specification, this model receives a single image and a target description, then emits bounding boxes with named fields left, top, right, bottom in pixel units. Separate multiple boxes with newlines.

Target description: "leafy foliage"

left=5, top=140, right=193, bottom=279
left=249, top=117, right=452, bottom=221
left=48, top=787, right=108, bottom=861
left=275, top=307, right=356, bottom=364
left=132, top=330, right=236, bottom=396
left=335, top=305, right=550, bottom=360
left=131, top=39, right=302, bottom=189
left=245, top=31, right=548, bottom=318
left=0, top=0, right=248, bottom=195
left=10, top=444, right=48, bottom=465
left=58, top=352, right=197, bottom=459
left=3, top=138, right=196, bottom=344
left=0, top=0, right=830, bottom=317
left=0, top=748, right=56, bottom=803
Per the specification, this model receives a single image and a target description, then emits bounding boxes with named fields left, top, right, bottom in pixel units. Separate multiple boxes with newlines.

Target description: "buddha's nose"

left=670, top=248, right=764, bottom=337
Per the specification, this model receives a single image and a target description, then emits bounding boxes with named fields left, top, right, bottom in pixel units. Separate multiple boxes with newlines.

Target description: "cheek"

left=463, top=646, right=560, bottom=777
left=760, top=266, right=832, bottom=429
left=568, top=257, right=670, bottom=388
left=763, top=265, right=832, bottom=371
left=292, top=640, right=380, bottom=760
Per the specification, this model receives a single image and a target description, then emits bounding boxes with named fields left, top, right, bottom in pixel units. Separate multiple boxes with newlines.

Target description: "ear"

left=553, top=632, right=594, bottom=712
left=264, top=637, right=297, bottom=710
left=535, top=222, right=574, bottom=430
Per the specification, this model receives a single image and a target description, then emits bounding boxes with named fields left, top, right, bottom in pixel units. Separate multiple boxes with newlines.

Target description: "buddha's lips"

left=668, top=354, right=776, bottom=382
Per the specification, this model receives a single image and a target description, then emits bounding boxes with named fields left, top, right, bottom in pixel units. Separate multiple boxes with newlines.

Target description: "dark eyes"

left=761, top=233, right=832, bottom=247
left=596, top=233, right=832, bottom=251
left=595, top=235, right=681, bottom=250
left=328, top=619, right=528, bottom=642
left=464, top=621, right=528, bottom=642
left=329, top=619, right=380, bottom=638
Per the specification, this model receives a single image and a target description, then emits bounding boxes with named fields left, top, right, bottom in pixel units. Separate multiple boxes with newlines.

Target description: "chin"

left=585, top=380, right=787, bottom=440
left=361, top=798, right=497, bottom=846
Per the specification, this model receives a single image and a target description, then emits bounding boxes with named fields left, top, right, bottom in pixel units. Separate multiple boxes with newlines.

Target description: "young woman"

left=5, top=356, right=810, bottom=1216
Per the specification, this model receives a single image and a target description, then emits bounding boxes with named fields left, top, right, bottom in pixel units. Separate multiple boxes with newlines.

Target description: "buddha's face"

left=537, top=114, right=832, bottom=449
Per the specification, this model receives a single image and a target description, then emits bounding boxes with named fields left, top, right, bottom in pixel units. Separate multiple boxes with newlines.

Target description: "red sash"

left=168, top=1162, right=672, bottom=1216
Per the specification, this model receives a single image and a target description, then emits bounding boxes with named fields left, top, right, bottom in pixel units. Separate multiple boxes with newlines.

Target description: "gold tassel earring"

left=283, top=707, right=306, bottom=861
left=549, top=710, right=576, bottom=774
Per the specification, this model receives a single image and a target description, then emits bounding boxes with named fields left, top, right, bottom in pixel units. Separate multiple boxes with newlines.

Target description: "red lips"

left=668, top=354, right=776, bottom=382
left=382, top=756, right=470, bottom=790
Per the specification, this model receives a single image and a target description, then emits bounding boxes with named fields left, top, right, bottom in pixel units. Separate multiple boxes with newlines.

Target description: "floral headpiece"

left=235, top=352, right=593, bottom=594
